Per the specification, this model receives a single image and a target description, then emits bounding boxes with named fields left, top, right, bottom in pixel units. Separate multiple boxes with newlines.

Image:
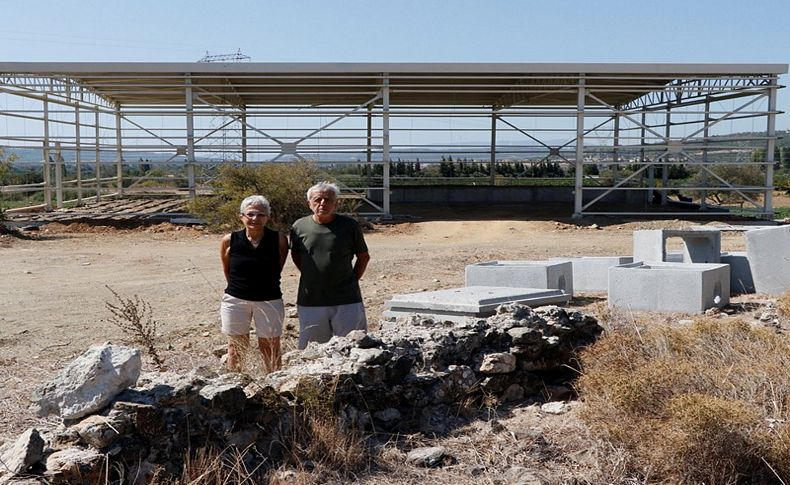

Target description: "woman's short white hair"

left=239, top=195, right=271, bottom=215
left=306, top=181, right=340, bottom=201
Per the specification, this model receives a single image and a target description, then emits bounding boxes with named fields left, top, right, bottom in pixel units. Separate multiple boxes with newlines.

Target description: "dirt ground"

left=0, top=204, right=783, bottom=481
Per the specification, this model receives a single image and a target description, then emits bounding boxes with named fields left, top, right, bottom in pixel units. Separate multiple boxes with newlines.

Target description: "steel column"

left=54, top=142, right=63, bottom=208
left=382, top=76, right=390, bottom=216
left=75, top=104, right=82, bottom=204
left=490, top=106, right=497, bottom=185
left=42, top=94, right=51, bottom=210
left=662, top=102, right=671, bottom=206
left=115, top=104, right=123, bottom=196
left=186, top=77, right=196, bottom=198
left=240, top=104, right=247, bottom=163
left=765, top=79, right=778, bottom=217
left=95, top=107, right=101, bottom=202
left=573, top=77, right=585, bottom=218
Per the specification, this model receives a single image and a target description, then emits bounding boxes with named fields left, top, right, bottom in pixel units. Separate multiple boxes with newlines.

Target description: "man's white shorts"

left=220, top=294, right=284, bottom=338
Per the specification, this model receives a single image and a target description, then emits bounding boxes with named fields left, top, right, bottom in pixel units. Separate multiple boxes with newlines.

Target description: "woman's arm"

left=220, top=234, right=232, bottom=283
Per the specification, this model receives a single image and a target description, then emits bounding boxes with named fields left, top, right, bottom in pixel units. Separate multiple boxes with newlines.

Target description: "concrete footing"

left=382, top=286, right=571, bottom=323
left=550, top=256, right=633, bottom=292
left=633, top=229, right=721, bottom=264
left=746, top=226, right=790, bottom=295
left=465, top=260, right=573, bottom=295
left=609, top=262, right=730, bottom=313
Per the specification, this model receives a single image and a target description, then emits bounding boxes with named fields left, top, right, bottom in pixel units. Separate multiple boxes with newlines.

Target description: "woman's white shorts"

left=220, top=294, right=284, bottom=338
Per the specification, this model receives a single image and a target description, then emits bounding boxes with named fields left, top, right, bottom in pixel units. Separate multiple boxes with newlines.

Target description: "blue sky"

left=0, top=0, right=788, bottom=127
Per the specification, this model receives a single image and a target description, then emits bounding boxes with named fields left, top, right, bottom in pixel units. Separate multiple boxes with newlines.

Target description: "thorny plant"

left=104, top=285, right=164, bottom=370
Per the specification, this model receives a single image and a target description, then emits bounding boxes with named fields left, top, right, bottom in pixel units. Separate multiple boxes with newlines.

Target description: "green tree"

left=689, top=164, right=764, bottom=207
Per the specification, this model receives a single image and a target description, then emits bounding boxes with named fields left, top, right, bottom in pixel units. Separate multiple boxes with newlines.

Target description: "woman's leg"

left=227, top=334, right=250, bottom=372
left=257, top=336, right=282, bottom=371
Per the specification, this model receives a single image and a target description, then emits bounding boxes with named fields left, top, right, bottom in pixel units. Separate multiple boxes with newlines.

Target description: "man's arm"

left=353, top=251, right=370, bottom=280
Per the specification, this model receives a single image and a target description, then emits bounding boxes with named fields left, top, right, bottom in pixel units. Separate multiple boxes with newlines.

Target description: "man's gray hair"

left=239, top=195, right=271, bottom=215
left=306, top=181, right=340, bottom=201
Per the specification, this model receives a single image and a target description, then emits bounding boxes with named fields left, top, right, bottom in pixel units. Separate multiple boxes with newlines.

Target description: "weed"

left=577, top=317, right=790, bottom=482
left=104, top=285, right=165, bottom=370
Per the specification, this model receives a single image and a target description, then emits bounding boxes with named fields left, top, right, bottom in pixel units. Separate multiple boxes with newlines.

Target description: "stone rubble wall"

left=0, top=304, right=601, bottom=483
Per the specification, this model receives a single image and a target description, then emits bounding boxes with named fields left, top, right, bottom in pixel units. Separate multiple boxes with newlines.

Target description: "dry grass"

left=577, top=316, right=790, bottom=483
left=776, top=290, right=790, bottom=321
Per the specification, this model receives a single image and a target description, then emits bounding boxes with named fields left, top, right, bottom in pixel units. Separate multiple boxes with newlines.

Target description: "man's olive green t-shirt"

left=289, top=214, right=368, bottom=306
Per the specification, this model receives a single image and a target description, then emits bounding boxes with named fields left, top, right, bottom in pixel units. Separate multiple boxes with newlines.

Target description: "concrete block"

left=746, top=225, right=790, bottom=295
left=550, top=256, right=633, bottom=292
left=721, top=252, right=755, bottom=294
left=633, top=229, right=721, bottom=264
left=382, top=286, right=571, bottom=323
left=608, top=262, right=730, bottom=313
left=465, top=260, right=573, bottom=295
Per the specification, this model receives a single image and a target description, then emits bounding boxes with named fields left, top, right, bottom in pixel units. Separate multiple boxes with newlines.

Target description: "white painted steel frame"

left=0, top=63, right=786, bottom=218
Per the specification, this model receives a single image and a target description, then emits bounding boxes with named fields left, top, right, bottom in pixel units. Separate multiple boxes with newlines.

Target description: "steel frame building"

left=0, top=62, right=786, bottom=218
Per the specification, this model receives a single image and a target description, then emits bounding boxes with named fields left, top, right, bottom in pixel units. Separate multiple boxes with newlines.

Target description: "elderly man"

left=290, top=181, right=370, bottom=349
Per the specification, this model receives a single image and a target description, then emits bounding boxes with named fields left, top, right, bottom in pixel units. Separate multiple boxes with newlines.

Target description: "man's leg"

left=297, top=305, right=334, bottom=349
left=329, top=302, right=368, bottom=337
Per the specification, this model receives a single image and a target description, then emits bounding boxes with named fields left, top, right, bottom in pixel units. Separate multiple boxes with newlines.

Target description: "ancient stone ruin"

left=0, top=304, right=601, bottom=483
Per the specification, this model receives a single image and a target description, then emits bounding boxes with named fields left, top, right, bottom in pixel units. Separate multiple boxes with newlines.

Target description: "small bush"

left=104, top=286, right=164, bottom=370
left=577, top=318, right=790, bottom=482
left=189, top=162, right=323, bottom=231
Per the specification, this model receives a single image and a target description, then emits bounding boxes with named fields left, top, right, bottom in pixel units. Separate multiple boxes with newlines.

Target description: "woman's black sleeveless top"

left=224, top=228, right=282, bottom=301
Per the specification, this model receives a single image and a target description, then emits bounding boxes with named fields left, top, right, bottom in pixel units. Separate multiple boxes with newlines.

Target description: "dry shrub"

left=275, top=377, right=371, bottom=481
left=776, top=290, right=790, bottom=320
left=578, top=317, right=790, bottom=483
left=173, top=445, right=267, bottom=484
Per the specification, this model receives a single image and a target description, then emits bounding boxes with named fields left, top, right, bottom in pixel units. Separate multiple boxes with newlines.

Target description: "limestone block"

left=45, top=448, right=104, bottom=483
left=550, top=256, right=633, bottom=292
left=609, top=262, right=729, bottom=313
left=465, top=260, right=573, bottom=295
left=479, top=353, right=517, bottom=373
left=31, top=344, right=141, bottom=420
left=746, top=225, right=790, bottom=295
left=0, top=428, right=44, bottom=477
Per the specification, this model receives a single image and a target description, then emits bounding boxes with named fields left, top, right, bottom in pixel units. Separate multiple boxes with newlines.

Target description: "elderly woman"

left=220, top=195, right=288, bottom=371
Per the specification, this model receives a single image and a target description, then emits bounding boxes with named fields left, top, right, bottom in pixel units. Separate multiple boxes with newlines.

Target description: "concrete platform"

left=633, top=229, right=721, bottom=264
left=465, top=260, right=573, bottom=295
left=609, top=262, right=730, bottom=313
left=550, top=256, right=633, bottom=292
left=382, top=286, right=571, bottom=323
left=746, top=225, right=790, bottom=295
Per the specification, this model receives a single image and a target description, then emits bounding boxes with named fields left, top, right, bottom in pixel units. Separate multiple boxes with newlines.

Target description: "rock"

left=0, top=428, right=44, bottom=477
left=479, top=353, right=517, bottom=374
left=540, top=401, right=568, bottom=415
left=199, top=383, right=246, bottom=414
left=212, top=345, right=228, bottom=358
left=405, top=446, right=452, bottom=467
left=286, top=307, right=298, bottom=318
left=502, top=383, right=525, bottom=402
left=72, top=412, right=128, bottom=449
left=45, top=447, right=104, bottom=484
left=373, top=408, right=402, bottom=429
left=31, top=344, right=141, bottom=420
left=349, top=348, right=391, bottom=365
left=502, top=465, right=545, bottom=485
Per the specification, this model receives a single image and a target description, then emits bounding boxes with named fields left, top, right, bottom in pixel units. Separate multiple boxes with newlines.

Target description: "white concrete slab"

left=382, top=286, right=571, bottom=323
